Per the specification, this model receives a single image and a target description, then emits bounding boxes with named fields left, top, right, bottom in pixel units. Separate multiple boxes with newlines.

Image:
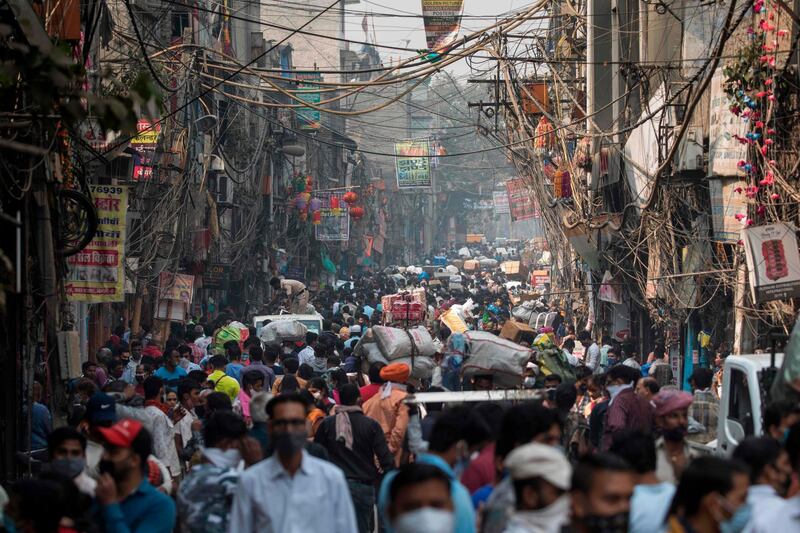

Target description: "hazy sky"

left=343, top=0, right=538, bottom=78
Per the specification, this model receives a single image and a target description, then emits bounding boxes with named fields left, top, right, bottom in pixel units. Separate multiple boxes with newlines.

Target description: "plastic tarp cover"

left=258, top=320, right=308, bottom=344
left=460, top=330, right=532, bottom=387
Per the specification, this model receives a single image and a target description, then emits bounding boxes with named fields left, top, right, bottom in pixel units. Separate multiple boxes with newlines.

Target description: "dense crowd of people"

left=4, top=267, right=800, bottom=533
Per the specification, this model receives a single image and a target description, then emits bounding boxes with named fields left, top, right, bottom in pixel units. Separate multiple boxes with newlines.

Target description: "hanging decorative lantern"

left=349, top=206, right=365, bottom=220
left=309, top=197, right=322, bottom=212
left=534, top=116, right=555, bottom=152
left=553, top=170, right=573, bottom=199
left=305, top=175, right=313, bottom=192
left=299, top=210, right=308, bottom=222
left=330, top=196, right=341, bottom=215
left=312, top=210, right=322, bottom=225
left=293, top=175, right=306, bottom=193
left=343, top=191, right=358, bottom=205
left=294, top=193, right=307, bottom=210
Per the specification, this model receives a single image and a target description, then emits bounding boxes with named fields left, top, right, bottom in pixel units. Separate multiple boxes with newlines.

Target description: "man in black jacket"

left=314, top=383, right=395, bottom=533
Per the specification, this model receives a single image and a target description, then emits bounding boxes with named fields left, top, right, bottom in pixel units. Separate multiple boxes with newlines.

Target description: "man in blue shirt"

left=378, top=407, right=481, bottom=533
left=224, top=341, right=245, bottom=384
left=153, top=348, right=187, bottom=392
left=609, top=430, right=674, bottom=533
left=92, top=418, right=176, bottom=533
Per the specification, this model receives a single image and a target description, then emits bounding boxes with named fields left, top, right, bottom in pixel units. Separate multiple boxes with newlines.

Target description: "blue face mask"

left=782, top=427, right=790, bottom=444
left=719, top=502, right=751, bottom=533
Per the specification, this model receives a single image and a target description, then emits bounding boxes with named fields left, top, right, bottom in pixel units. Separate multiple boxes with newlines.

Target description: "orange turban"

left=380, top=362, right=410, bottom=383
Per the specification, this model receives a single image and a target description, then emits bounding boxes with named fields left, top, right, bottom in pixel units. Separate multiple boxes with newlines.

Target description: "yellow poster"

left=66, top=185, right=127, bottom=302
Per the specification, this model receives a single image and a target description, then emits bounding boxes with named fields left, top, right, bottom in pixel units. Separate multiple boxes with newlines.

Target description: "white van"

left=713, top=352, right=784, bottom=455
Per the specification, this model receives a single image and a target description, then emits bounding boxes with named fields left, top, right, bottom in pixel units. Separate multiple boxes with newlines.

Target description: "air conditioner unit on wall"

left=674, top=126, right=704, bottom=173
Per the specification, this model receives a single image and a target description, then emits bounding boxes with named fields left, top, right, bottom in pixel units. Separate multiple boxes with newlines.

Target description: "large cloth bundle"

left=537, top=347, right=576, bottom=384
left=479, top=258, right=498, bottom=269
left=512, top=301, right=536, bottom=323
left=354, top=330, right=434, bottom=380
left=371, top=325, right=437, bottom=359
left=214, top=321, right=250, bottom=351
left=459, top=330, right=532, bottom=388
left=258, top=320, right=307, bottom=344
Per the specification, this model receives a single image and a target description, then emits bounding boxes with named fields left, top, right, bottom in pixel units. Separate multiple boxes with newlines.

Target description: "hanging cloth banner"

left=421, top=0, right=465, bottom=52
left=66, top=185, right=128, bottom=302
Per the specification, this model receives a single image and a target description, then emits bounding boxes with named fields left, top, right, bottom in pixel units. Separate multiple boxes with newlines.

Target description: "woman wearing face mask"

left=665, top=456, right=750, bottom=533
left=651, top=390, right=698, bottom=484
left=165, top=391, right=179, bottom=412
left=387, top=463, right=456, bottom=533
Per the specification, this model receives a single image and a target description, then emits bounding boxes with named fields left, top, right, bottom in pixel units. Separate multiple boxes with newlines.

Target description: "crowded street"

left=2, top=0, right=800, bottom=531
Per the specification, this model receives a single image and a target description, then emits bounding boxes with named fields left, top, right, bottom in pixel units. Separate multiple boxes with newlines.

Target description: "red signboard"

left=505, top=178, right=539, bottom=221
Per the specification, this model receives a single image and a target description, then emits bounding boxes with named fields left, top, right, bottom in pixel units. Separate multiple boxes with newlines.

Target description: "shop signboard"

left=395, top=140, right=432, bottom=188
left=315, top=191, right=350, bottom=241
left=421, top=0, right=464, bottom=52
left=66, top=185, right=128, bottom=302
left=505, top=178, right=539, bottom=221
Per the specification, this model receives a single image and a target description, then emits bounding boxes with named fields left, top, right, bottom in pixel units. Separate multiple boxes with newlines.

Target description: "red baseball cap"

left=97, top=419, right=144, bottom=447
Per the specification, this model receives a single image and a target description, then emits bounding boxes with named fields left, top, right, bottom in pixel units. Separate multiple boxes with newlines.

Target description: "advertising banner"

left=421, top=0, right=465, bottom=52
left=395, top=140, right=432, bottom=188
left=158, top=272, right=195, bottom=304
left=66, top=185, right=128, bottom=302
left=505, top=178, right=538, bottom=221
left=743, top=222, right=800, bottom=303
left=315, top=191, right=350, bottom=241
left=709, top=177, right=747, bottom=242
left=294, top=72, right=323, bottom=130
left=709, top=68, right=747, bottom=177
left=493, top=190, right=510, bottom=214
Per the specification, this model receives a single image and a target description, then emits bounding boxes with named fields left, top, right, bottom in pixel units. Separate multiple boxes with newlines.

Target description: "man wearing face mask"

left=562, top=453, right=635, bottom=533
left=651, top=389, right=696, bottom=484
left=379, top=406, right=482, bottom=533
left=609, top=430, right=675, bottom=533
left=731, top=436, right=793, bottom=526
left=46, top=426, right=96, bottom=496
left=601, top=365, right=652, bottom=451
left=664, top=457, right=749, bottom=533
left=228, top=393, right=357, bottom=533
left=91, top=419, right=176, bottom=532
left=502, top=442, right=571, bottom=533
left=177, top=411, right=262, bottom=532
left=314, top=383, right=395, bottom=533
left=387, top=463, right=456, bottom=533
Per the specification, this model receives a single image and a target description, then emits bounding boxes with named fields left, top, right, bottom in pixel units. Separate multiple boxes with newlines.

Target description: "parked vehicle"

left=691, top=352, right=785, bottom=456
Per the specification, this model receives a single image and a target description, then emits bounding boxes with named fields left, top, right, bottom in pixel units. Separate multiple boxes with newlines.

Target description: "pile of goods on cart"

left=380, top=288, right=427, bottom=326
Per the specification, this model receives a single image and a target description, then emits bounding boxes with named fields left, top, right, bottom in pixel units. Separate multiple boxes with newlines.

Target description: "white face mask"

left=202, top=447, right=243, bottom=469
left=607, top=383, right=632, bottom=400
left=393, top=507, right=455, bottom=533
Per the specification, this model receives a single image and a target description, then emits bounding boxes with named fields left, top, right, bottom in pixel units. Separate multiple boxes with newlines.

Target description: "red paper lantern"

left=312, top=211, right=321, bottom=225
left=343, top=191, right=358, bottom=205
left=349, top=206, right=364, bottom=220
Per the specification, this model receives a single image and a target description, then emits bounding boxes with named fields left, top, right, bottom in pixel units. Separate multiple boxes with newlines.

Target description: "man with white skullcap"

left=503, top=442, right=572, bottom=533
